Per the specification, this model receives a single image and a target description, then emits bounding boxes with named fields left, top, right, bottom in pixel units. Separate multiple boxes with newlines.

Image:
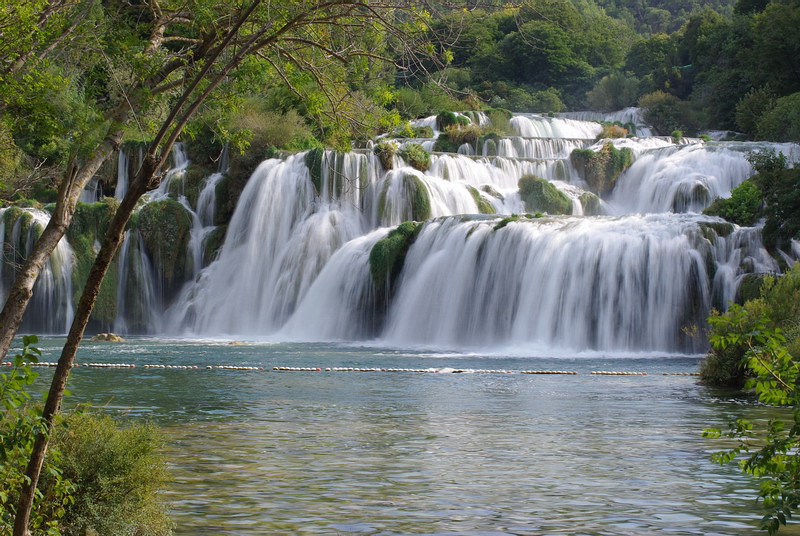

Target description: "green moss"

left=373, top=141, right=397, bottom=170
left=433, top=133, right=460, bottom=153
left=398, top=143, right=431, bottom=172
left=570, top=143, right=634, bottom=197
left=369, top=220, right=424, bottom=289
left=203, top=225, right=228, bottom=266
left=305, top=147, right=325, bottom=193
left=467, top=186, right=496, bottom=214
left=518, top=175, right=572, bottom=215
left=66, top=199, right=120, bottom=326
left=379, top=173, right=432, bottom=223
left=133, top=199, right=192, bottom=294
left=494, top=214, right=520, bottom=231
left=698, top=221, right=736, bottom=240
left=436, top=110, right=458, bottom=130
left=412, top=126, right=434, bottom=138
left=579, top=192, right=602, bottom=216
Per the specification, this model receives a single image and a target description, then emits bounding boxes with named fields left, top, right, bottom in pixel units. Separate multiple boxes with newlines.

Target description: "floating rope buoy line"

left=1, top=362, right=699, bottom=376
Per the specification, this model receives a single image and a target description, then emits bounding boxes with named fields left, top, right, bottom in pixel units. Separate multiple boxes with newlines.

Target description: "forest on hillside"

left=2, top=0, right=800, bottom=204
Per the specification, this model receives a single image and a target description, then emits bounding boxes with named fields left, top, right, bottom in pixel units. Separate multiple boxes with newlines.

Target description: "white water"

left=6, top=110, right=799, bottom=353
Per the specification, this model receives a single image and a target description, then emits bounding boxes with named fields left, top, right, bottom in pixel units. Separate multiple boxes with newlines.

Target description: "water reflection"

left=26, top=338, right=767, bottom=535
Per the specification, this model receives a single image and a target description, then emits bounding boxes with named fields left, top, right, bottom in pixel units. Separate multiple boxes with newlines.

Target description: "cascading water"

left=5, top=110, right=799, bottom=353
left=0, top=208, right=74, bottom=333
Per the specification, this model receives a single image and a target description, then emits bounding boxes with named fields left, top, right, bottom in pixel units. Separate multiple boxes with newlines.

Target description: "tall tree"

left=7, top=0, right=443, bottom=533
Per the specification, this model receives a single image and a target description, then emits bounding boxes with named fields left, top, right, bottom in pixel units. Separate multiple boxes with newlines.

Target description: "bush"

left=700, top=264, right=800, bottom=387
left=702, top=180, right=762, bottom=226
left=598, top=123, right=629, bottom=139
left=586, top=72, right=641, bottom=112
left=638, top=90, right=698, bottom=136
left=398, top=143, right=431, bottom=172
left=49, top=412, right=172, bottom=536
left=436, top=110, right=459, bottom=130
left=671, top=129, right=683, bottom=143
left=752, top=167, right=800, bottom=251
left=756, top=91, right=800, bottom=142
left=735, top=86, right=775, bottom=138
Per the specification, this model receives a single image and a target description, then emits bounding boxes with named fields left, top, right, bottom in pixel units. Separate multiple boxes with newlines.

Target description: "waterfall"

left=0, top=208, right=74, bottom=333
left=116, top=148, right=129, bottom=200
left=7, top=108, right=799, bottom=354
left=379, top=214, right=776, bottom=353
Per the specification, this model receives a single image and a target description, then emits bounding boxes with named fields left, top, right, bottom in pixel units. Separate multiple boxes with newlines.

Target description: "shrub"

left=398, top=143, right=431, bottom=172
left=735, top=86, right=775, bottom=138
left=671, top=129, right=683, bottom=143
left=586, top=72, right=640, bottom=112
left=52, top=412, right=172, bottom=536
left=639, top=91, right=687, bottom=135
left=756, top=91, right=800, bottom=142
left=747, top=147, right=788, bottom=174
left=598, top=123, right=629, bottom=139
left=436, top=110, right=459, bottom=130
left=700, top=264, right=800, bottom=387
left=702, top=180, right=762, bottom=226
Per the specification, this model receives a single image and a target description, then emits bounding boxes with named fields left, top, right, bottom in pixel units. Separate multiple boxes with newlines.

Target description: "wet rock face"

left=570, top=143, right=634, bottom=197
left=518, top=174, right=572, bottom=215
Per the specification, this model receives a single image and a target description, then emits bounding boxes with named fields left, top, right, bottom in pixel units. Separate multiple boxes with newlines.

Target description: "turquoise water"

left=28, top=337, right=766, bottom=535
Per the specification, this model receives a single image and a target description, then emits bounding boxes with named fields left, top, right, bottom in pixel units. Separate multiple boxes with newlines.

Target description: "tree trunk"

left=12, top=156, right=157, bottom=536
left=0, top=128, right=126, bottom=362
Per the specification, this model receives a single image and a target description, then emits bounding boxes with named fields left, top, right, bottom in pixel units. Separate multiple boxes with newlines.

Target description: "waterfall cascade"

left=4, top=109, right=800, bottom=353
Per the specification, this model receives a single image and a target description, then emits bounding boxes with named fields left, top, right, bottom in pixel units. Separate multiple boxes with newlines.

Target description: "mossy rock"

left=698, top=221, right=736, bottom=240
left=133, top=199, right=192, bottom=296
left=377, top=173, right=432, bottom=224
left=672, top=184, right=710, bottom=213
left=436, top=111, right=458, bottom=130
left=481, top=185, right=504, bottom=201
left=494, top=214, right=521, bottom=231
left=373, top=141, right=397, bottom=170
left=467, top=186, right=496, bottom=214
left=305, top=147, right=325, bottom=193
left=579, top=192, right=602, bottom=216
left=66, top=199, right=121, bottom=327
left=412, top=126, right=434, bottom=138
left=398, top=143, right=431, bottom=172
left=203, top=225, right=228, bottom=266
left=369, top=220, right=424, bottom=289
left=433, top=133, right=460, bottom=153
left=518, top=175, right=572, bottom=215
left=570, top=143, right=634, bottom=197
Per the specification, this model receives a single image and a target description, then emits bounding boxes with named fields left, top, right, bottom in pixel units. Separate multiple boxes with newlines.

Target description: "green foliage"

left=53, top=412, right=172, bottom=536
left=373, top=141, right=397, bottom=170
left=597, top=123, right=629, bottom=140
left=570, top=143, right=634, bottom=197
left=752, top=167, right=800, bottom=251
left=747, top=148, right=788, bottom=174
left=703, top=304, right=800, bottom=532
left=701, top=265, right=800, bottom=388
left=735, top=87, right=775, bottom=138
left=1, top=335, right=74, bottom=535
left=586, top=72, right=641, bottom=112
left=369, top=221, right=423, bottom=289
left=203, top=225, right=228, bottom=266
left=671, top=129, right=683, bottom=143
left=756, top=92, right=800, bottom=143
left=639, top=91, right=692, bottom=136
left=702, top=180, right=761, bottom=226
left=518, top=175, right=572, bottom=215
left=397, top=144, right=431, bottom=172
left=436, top=111, right=459, bottom=131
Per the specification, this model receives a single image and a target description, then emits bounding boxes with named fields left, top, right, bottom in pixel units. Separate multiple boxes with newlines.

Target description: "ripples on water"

left=29, top=338, right=767, bottom=535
